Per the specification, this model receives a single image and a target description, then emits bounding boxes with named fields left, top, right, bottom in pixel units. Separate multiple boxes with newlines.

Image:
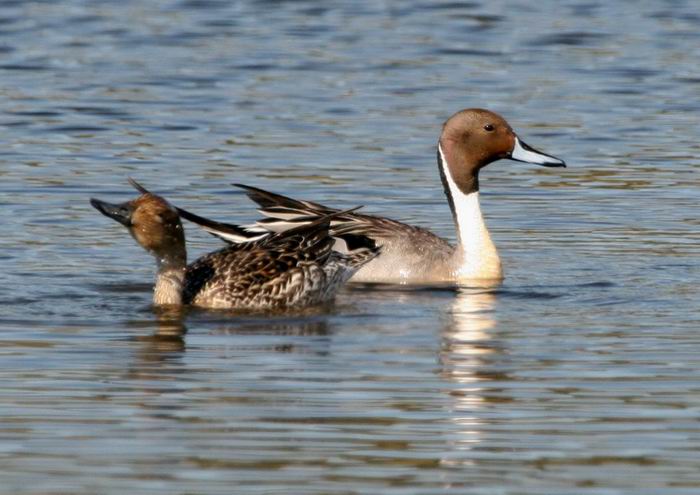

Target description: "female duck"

left=179, top=108, right=565, bottom=285
left=90, top=180, right=378, bottom=309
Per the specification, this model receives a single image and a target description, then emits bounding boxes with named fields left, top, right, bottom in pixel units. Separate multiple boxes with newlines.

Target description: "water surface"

left=1, top=1, right=700, bottom=493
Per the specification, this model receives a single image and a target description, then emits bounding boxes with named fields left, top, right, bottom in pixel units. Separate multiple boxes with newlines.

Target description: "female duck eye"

left=484, top=124, right=495, bottom=132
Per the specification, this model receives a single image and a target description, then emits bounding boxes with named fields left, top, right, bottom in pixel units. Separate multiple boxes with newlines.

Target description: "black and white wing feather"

left=178, top=184, right=443, bottom=249
left=182, top=210, right=380, bottom=309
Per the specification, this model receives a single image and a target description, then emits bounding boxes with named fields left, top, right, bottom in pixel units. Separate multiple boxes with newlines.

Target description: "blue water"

left=1, top=1, right=700, bottom=493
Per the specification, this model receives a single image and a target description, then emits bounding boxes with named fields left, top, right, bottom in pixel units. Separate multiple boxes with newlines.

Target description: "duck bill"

left=90, top=198, right=134, bottom=227
left=510, top=137, right=566, bottom=167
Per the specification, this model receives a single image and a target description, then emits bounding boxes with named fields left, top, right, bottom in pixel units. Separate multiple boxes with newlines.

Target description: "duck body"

left=343, top=221, right=458, bottom=284
left=181, top=226, right=367, bottom=310
left=90, top=180, right=378, bottom=310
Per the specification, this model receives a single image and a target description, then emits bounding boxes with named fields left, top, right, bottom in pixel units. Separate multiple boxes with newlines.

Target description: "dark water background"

left=1, top=1, right=699, bottom=493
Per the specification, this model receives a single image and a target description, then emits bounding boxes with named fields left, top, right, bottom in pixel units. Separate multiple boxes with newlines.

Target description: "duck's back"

left=182, top=220, right=376, bottom=310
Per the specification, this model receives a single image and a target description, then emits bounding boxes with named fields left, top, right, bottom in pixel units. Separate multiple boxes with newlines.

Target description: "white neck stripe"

left=438, top=144, right=502, bottom=279
left=439, top=144, right=476, bottom=243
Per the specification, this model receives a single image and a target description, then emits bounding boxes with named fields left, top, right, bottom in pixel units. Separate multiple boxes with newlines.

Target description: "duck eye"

left=484, top=124, right=495, bottom=132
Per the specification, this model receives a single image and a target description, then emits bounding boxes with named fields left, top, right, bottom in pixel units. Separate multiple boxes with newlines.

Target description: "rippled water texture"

left=1, top=1, right=700, bottom=493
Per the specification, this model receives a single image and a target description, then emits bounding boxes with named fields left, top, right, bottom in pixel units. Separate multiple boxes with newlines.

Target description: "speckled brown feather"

left=183, top=214, right=378, bottom=309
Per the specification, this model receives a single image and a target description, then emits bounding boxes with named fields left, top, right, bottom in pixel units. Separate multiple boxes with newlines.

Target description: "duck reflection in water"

left=130, top=305, right=188, bottom=364
left=439, top=285, right=506, bottom=460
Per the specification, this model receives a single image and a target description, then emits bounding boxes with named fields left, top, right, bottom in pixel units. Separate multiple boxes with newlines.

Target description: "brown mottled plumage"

left=90, top=180, right=379, bottom=310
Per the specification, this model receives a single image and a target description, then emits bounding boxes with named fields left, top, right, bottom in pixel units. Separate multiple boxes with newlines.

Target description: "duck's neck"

left=153, top=253, right=186, bottom=306
left=438, top=144, right=502, bottom=280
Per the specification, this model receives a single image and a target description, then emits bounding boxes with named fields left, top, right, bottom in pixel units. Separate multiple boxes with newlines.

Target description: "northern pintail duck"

left=179, top=108, right=565, bottom=284
left=90, top=180, right=379, bottom=309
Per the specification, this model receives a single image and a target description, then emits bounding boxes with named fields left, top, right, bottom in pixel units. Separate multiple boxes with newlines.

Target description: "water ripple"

left=1, top=0, right=699, bottom=493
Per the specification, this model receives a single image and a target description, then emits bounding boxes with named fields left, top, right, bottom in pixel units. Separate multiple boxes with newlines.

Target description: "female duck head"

left=90, top=192, right=186, bottom=267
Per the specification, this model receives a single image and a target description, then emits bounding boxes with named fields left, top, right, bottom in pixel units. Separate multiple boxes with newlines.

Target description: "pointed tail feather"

left=178, top=181, right=379, bottom=267
left=254, top=207, right=364, bottom=266
left=178, top=200, right=379, bottom=269
left=266, top=207, right=362, bottom=240
left=266, top=208, right=380, bottom=270
left=176, top=200, right=365, bottom=248
left=234, top=183, right=336, bottom=216
left=127, top=177, right=152, bottom=195
left=234, top=183, right=376, bottom=238
left=176, top=206, right=266, bottom=243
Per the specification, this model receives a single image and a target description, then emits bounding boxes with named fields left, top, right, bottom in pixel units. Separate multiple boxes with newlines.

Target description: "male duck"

left=179, top=108, right=565, bottom=285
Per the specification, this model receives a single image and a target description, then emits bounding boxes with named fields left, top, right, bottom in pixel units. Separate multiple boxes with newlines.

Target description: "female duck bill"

left=89, top=198, right=134, bottom=227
